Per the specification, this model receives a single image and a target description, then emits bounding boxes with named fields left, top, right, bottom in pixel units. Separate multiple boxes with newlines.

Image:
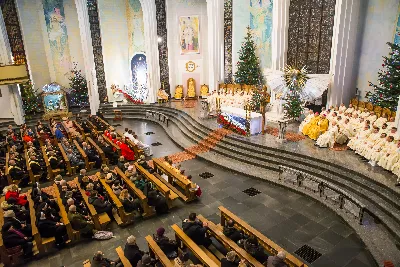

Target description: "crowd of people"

left=300, top=104, right=399, bottom=186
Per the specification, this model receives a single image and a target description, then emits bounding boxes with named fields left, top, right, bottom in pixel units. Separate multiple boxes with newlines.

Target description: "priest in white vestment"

left=348, top=125, right=371, bottom=150
left=339, top=104, right=346, bottom=113
left=299, top=110, right=314, bottom=132
left=373, top=114, right=387, bottom=128
left=316, top=121, right=338, bottom=148
left=378, top=139, right=400, bottom=170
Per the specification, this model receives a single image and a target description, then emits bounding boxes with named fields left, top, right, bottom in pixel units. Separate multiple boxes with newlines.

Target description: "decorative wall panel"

left=87, top=0, right=107, bottom=102
left=155, top=0, right=169, bottom=93
left=287, top=0, right=336, bottom=74
left=224, top=0, right=232, bottom=83
left=1, top=0, right=27, bottom=66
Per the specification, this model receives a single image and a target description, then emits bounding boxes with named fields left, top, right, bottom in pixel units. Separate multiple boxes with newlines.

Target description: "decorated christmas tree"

left=69, top=65, right=89, bottom=107
left=234, top=26, right=264, bottom=86
left=367, top=42, right=400, bottom=110
left=20, top=80, right=41, bottom=116
left=283, top=65, right=308, bottom=120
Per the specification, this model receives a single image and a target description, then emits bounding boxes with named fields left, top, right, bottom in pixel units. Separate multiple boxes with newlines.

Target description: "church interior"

left=0, top=0, right=400, bottom=266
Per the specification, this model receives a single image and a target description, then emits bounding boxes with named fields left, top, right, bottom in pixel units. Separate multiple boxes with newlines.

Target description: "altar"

left=218, top=106, right=263, bottom=135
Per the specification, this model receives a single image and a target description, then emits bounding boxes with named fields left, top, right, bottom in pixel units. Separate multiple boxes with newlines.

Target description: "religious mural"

left=233, top=0, right=273, bottom=71
left=125, top=0, right=148, bottom=101
left=179, top=16, right=200, bottom=55
left=394, top=4, right=400, bottom=45
left=42, top=0, right=71, bottom=86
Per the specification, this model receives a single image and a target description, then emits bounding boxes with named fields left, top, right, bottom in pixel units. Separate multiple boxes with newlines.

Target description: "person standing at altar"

left=308, top=114, right=329, bottom=140
left=302, top=113, right=320, bottom=136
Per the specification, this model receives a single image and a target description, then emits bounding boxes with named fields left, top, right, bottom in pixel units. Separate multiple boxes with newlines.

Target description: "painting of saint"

left=179, top=16, right=200, bottom=54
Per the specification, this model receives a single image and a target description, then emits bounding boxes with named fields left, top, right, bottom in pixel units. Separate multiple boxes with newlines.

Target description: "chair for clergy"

left=113, top=110, right=123, bottom=121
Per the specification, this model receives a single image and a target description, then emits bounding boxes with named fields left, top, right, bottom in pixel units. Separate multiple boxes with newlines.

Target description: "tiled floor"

left=26, top=120, right=377, bottom=267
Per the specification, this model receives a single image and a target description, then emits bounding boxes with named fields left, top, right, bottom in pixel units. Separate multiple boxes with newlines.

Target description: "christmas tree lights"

left=68, top=64, right=89, bottom=108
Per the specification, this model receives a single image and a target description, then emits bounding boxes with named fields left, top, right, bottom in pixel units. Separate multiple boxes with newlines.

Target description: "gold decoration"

left=185, top=61, right=196, bottom=72
left=284, top=65, right=309, bottom=88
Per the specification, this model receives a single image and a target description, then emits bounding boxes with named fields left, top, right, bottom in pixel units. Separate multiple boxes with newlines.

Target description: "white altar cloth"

left=220, top=106, right=263, bottom=135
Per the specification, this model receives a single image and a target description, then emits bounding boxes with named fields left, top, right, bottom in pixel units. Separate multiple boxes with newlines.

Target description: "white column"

left=271, top=0, right=290, bottom=71
left=140, top=0, right=161, bottom=104
left=74, top=0, right=99, bottom=114
left=207, top=0, right=224, bottom=91
left=0, top=7, right=24, bottom=125
left=328, top=0, right=362, bottom=107
left=395, top=98, right=400, bottom=127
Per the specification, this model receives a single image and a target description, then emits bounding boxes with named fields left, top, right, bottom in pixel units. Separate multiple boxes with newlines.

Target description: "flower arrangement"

left=217, top=113, right=248, bottom=136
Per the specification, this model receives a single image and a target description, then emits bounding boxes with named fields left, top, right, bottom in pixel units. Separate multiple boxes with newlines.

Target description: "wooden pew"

left=116, top=246, right=133, bottom=267
left=145, top=235, right=174, bottom=267
left=58, top=143, right=74, bottom=176
left=54, top=185, right=80, bottom=242
left=116, top=131, right=144, bottom=158
left=25, top=148, right=40, bottom=184
left=98, top=177, right=134, bottom=226
left=171, top=224, right=220, bottom=267
left=87, top=137, right=108, bottom=165
left=27, top=190, right=56, bottom=254
left=115, top=167, right=155, bottom=218
left=73, top=140, right=93, bottom=170
left=219, top=206, right=307, bottom=267
left=41, top=146, right=59, bottom=180
left=61, top=121, right=73, bottom=140
left=74, top=120, right=88, bottom=139
left=197, top=215, right=263, bottom=267
left=153, top=158, right=196, bottom=202
left=102, top=134, right=121, bottom=156
left=86, top=120, right=99, bottom=135
left=74, top=177, right=111, bottom=230
left=83, top=259, right=91, bottom=267
left=134, top=163, right=179, bottom=209
left=97, top=117, right=111, bottom=130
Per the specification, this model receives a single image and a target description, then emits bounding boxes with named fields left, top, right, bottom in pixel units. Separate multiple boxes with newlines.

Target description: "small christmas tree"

left=20, top=80, right=41, bottom=116
left=284, top=88, right=303, bottom=120
left=69, top=64, right=89, bottom=107
left=367, top=42, right=400, bottom=110
left=283, top=65, right=308, bottom=120
left=234, top=26, right=264, bottom=85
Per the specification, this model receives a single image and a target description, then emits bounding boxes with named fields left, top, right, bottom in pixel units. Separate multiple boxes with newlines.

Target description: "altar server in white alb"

left=378, top=139, right=400, bottom=170
left=123, top=129, right=153, bottom=157
left=315, top=121, right=338, bottom=148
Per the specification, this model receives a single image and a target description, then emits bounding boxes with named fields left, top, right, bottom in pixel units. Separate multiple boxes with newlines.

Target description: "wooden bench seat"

left=145, top=235, right=174, bottom=267
left=87, top=137, right=108, bottom=165
left=135, top=163, right=179, bottom=208
left=102, top=134, right=121, bottom=156
left=154, top=173, right=189, bottom=202
left=115, top=167, right=155, bottom=218
left=219, top=206, right=307, bottom=267
left=74, top=178, right=111, bottom=230
left=171, top=224, right=219, bottom=267
left=197, top=215, right=263, bottom=267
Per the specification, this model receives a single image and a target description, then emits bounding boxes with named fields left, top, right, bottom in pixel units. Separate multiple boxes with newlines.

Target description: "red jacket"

left=5, top=191, right=27, bottom=206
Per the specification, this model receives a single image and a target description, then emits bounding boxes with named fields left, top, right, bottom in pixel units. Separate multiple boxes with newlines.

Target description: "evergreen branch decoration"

left=284, top=65, right=309, bottom=88
left=367, top=42, right=400, bottom=111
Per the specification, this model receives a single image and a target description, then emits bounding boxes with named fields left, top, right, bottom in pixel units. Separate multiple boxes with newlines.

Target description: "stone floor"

left=26, top=120, right=377, bottom=267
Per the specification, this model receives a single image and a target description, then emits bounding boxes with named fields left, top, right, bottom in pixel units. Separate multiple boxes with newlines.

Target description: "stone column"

left=0, top=6, right=24, bottom=125
left=140, top=0, right=161, bottom=103
left=207, top=0, right=224, bottom=91
left=74, top=0, right=100, bottom=115
left=328, top=0, right=362, bottom=107
left=271, top=0, right=290, bottom=71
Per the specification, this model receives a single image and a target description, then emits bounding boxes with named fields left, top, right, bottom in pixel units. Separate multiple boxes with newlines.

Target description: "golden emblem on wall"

left=185, top=61, right=196, bottom=72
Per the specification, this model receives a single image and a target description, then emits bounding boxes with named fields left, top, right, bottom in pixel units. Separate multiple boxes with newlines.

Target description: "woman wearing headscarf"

left=153, top=227, right=178, bottom=258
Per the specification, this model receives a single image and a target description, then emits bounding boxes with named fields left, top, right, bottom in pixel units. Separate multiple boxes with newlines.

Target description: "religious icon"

left=179, top=16, right=200, bottom=54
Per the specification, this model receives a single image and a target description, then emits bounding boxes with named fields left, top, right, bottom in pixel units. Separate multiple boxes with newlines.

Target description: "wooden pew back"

left=115, top=167, right=154, bottom=218
left=135, top=163, right=178, bottom=208
left=219, top=206, right=307, bottom=267
left=102, top=134, right=121, bottom=156
left=98, top=177, right=134, bottom=226
left=116, top=246, right=133, bottom=267
left=74, top=178, right=102, bottom=230
left=197, top=215, right=263, bottom=267
left=58, top=143, right=74, bottom=176
left=171, top=224, right=219, bottom=267
left=145, top=235, right=174, bottom=267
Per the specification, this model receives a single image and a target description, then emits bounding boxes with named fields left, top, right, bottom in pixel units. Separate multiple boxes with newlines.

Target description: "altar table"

left=220, top=106, right=263, bottom=135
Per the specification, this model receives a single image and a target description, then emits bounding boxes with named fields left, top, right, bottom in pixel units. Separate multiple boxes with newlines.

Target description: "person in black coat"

left=182, top=213, right=211, bottom=247
left=221, top=251, right=239, bottom=267
left=88, top=191, right=113, bottom=218
left=147, top=190, right=168, bottom=215
left=48, top=151, right=64, bottom=170
left=124, top=235, right=143, bottom=267
left=2, top=223, right=33, bottom=256
left=37, top=210, right=67, bottom=246
left=153, top=227, right=177, bottom=258
left=244, top=236, right=269, bottom=263
left=3, top=210, right=32, bottom=237
left=223, top=220, right=244, bottom=243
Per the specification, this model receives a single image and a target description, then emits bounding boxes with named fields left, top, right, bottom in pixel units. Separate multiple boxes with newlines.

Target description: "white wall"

left=98, top=0, right=131, bottom=100
left=0, top=86, right=14, bottom=119
left=356, top=0, right=400, bottom=100
left=166, top=0, right=208, bottom=96
left=17, top=0, right=84, bottom=90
